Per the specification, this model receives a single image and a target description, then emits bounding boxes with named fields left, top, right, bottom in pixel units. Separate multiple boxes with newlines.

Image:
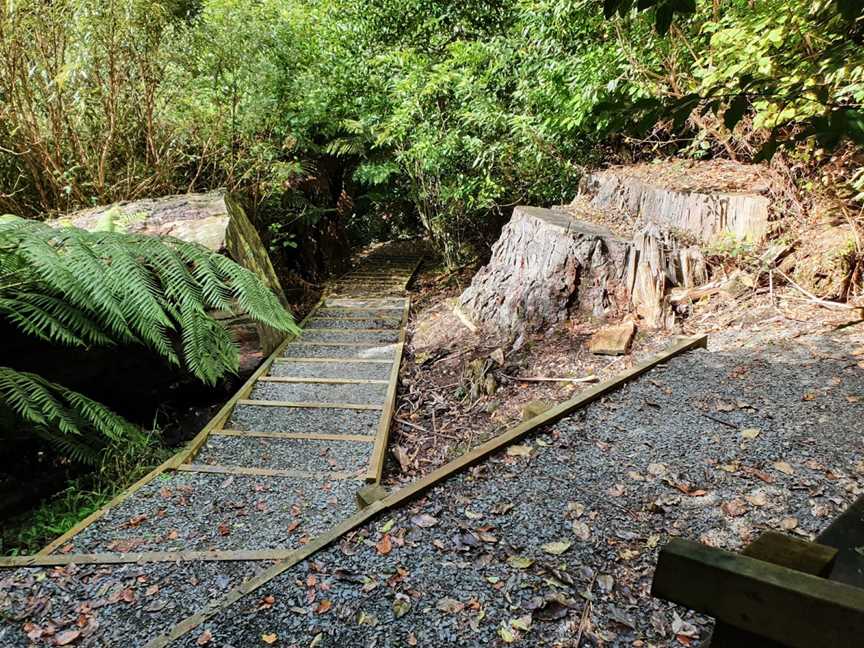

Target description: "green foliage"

left=0, top=218, right=297, bottom=461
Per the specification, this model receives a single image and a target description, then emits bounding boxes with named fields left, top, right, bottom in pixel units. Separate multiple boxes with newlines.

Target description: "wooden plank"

left=37, top=300, right=325, bottom=556
left=366, top=297, right=410, bottom=483
left=257, top=376, right=388, bottom=385
left=652, top=538, right=864, bottom=648
left=213, top=430, right=374, bottom=442
left=0, top=548, right=310, bottom=568
left=708, top=532, right=838, bottom=647
left=175, top=464, right=361, bottom=480
left=145, top=334, right=706, bottom=647
left=236, top=399, right=383, bottom=410
left=273, top=357, right=393, bottom=365
left=817, top=494, right=864, bottom=588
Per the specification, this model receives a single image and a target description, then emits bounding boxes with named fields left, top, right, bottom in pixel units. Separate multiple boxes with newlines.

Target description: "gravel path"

left=325, top=298, right=406, bottom=309
left=165, top=332, right=864, bottom=647
left=269, top=361, right=392, bottom=381
left=229, top=404, right=382, bottom=435
left=301, top=329, right=401, bottom=344
left=306, top=317, right=401, bottom=330
left=59, top=472, right=364, bottom=555
left=250, top=382, right=388, bottom=405
left=0, top=560, right=265, bottom=647
left=282, top=343, right=397, bottom=359
left=196, top=436, right=374, bottom=473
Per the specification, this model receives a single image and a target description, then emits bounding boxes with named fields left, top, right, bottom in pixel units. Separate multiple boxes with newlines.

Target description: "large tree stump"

left=581, top=169, right=770, bottom=243
left=458, top=206, right=630, bottom=335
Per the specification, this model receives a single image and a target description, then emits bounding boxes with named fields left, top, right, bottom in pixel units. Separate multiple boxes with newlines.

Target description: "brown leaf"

left=196, top=629, right=213, bottom=645
left=411, top=514, right=438, bottom=528
left=258, top=595, right=275, bottom=610
left=772, top=461, right=794, bottom=476
left=316, top=599, right=333, bottom=614
left=261, top=633, right=278, bottom=645
left=721, top=498, right=748, bottom=517
left=55, top=629, right=81, bottom=646
left=436, top=597, right=464, bottom=614
left=217, top=522, right=231, bottom=536
left=376, top=534, right=392, bottom=555
left=287, top=520, right=300, bottom=533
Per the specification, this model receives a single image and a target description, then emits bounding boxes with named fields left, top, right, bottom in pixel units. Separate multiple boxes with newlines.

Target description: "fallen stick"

left=776, top=269, right=856, bottom=311
left=504, top=374, right=598, bottom=383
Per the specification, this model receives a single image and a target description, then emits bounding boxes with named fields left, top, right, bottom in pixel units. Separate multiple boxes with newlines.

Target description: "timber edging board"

left=136, top=334, right=707, bottom=647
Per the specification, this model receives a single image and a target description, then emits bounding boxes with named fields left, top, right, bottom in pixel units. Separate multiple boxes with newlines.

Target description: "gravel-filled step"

left=230, top=404, right=381, bottom=435
left=316, top=307, right=404, bottom=319
left=325, top=297, right=406, bottom=309
left=0, top=560, right=265, bottom=648
left=269, top=360, right=392, bottom=381
left=301, top=329, right=400, bottom=344
left=249, top=381, right=387, bottom=405
left=306, top=316, right=400, bottom=330
left=282, top=343, right=397, bottom=359
left=55, top=471, right=365, bottom=555
left=196, top=435, right=374, bottom=473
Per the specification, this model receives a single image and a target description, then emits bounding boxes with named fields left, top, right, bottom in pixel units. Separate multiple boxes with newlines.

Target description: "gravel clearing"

left=0, top=559, right=266, bottom=647
left=316, top=307, right=404, bottom=319
left=301, top=329, right=401, bottom=344
left=306, top=317, right=401, bottom=330
left=168, top=334, right=864, bottom=647
left=196, top=436, right=374, bottom=473
left=268, top=361, right=392, bottom=381
left=230, top=404, right=381, bottom=435
left=250, top=382, right=387, bottom=405
left=282, top=343, right=397, bottom=359
left=59, top=472, right=364, bottom=554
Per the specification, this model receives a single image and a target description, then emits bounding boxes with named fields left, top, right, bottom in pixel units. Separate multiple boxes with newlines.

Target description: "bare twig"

left=503, top=374, right=598, bottom=384
left=776, top=269, right=856, bottom=311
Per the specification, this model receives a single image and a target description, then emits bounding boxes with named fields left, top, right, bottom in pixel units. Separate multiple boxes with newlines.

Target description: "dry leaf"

left=541, top=540, right=572, bottom=555
left=55, top=629, right=82, bottom=646
left=507, top=556, right=533, bottom=569
left=780, top=517, right=799, bottom=530
left=722, top=498, right=748, bottom=517
left=376, top=534, right=392, bottom=555
left=411, top=514, right=438, bottom=528
left=436, top=597, right=464, bottom=614
left=316, top=599, right=333, bottom=614
left=740, top=428, right=761, bottom=440
left=506, top=445, right=533, bottom=457
left=571, top=520, right=591, bottom=541
left=196, top=630, right=213, bottom=646
left=261, top=633, right=278, bottom=645
left=647, top=463, right=667, bottom=476
left=773, top=461, right=794, bottom=476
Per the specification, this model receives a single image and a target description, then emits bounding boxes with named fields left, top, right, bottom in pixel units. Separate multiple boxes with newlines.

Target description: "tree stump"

left=458, top=206, right=631, bottom=335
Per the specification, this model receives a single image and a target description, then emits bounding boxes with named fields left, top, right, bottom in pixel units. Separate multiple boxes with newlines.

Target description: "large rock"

left=580, top=169, right=770, bottom=243
left=459, top=206, right=631, bottom=335
left=52, top=192, right=290, bottom=357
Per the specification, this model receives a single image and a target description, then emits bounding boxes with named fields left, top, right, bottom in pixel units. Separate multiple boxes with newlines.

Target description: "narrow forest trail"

left=0, top=249, right=422, bottom=647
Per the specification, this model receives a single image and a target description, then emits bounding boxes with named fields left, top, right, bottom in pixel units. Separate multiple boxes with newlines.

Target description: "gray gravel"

left=230, top=404, right=381, bottom=435
left=167, top=334, right=864, bottom=648
left=301, top=329, right=400, bottom=344
left=283, top=343, right=397, bottom=359
left=196, top=436, right=374, bottom=473
left=306, top=317, right=401, bottom=330
left=57, top=471, right=365, bottom=554
left=316, top=308, right=404, bottom=319
left=250, top=382, right=387, bottom=405
left=269, top=361, right=393, bottom=381
left=0, top=559, right=265, bottom=647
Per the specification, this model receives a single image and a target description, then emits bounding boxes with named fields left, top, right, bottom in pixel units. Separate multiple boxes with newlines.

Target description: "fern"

left=0, top=217, right=299, bottom=461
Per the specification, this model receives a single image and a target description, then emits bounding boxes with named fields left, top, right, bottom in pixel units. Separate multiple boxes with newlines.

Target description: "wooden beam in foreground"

left=652, top=538, right=864, bottom=648
left=141, top=334, right=706, bottom=648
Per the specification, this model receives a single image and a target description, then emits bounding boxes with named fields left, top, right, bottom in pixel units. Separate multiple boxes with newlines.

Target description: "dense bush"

left=1, top=0, right=861, bottom=265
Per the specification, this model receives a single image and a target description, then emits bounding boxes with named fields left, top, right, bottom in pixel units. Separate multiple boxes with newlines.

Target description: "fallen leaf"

left=498, top=625, right=516, bottom=643
left=571, top=520, right=591, bottom=541
left=802, top=392, right=817, bottom=401
left=745, top=491, right=768, bottom=507
left=217, top=522, right=230, bottom=536
left=411, top=514, right=438, bottom=528
left=541, top=541, right=572, bottom=555
left=392, top=594, right=411, bottom=618
left=722, top=498, right=748, bottom=517
left=741, top=428, right=761, bottom=440
left=608, top=484, right=625, bottom=497
left=261, top=633, right=278, bottom=645
left=597, top=574, right=614, bottom=592
left=196, top=630, right=213, bottom=646
left=507, top=445, right=533, bottom=457
left=780, top=517, right=799, bottom=530
left=647, top=463, right=667, bottom=476
left=507, top=556, right=533, bottom=569
left=379, top=518, right=395, bottom=533
left=376, top=534, right=392, bottom=555
left=567, top=501, right=585, bottom=517
left=316, top=599, right=333, bottom=614
left=619, top=548, right=639, bottom=561
left=773, top=461, right=794, bottom=476
left=436, top=597, right=464, bottom=614
left=55, top=629, right=81, bottom=646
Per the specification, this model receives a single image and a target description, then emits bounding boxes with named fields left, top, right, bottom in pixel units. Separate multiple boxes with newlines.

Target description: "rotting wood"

left=175, top=464, right=361, bottom=480
left=366, top=297, right=411, bottom=483
left=143, top=335, right=706, bottom=647
left=256, top=376, right=389, bottom=385
left=652, top=538, right=864, bottom=648
left=36, top=299, right=326, bottom=556
left=213, top=430, right=374, bottom=442
left=236, top=399, right=383, bottom=410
